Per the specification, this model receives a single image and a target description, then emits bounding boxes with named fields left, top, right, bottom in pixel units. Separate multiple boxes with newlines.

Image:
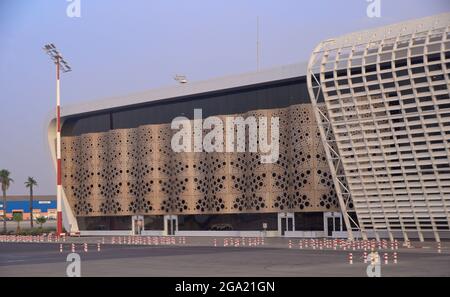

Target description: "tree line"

left=0, top=169, right=48, bottom=233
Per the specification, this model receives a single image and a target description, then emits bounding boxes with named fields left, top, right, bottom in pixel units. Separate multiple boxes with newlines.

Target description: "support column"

left=56, top=58, right=63, bottom=236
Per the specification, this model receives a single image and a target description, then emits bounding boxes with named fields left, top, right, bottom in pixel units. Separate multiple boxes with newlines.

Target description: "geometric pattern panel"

left=62, top=103, right=339, bottom=216
left=307, top=13, right=450, bottom=241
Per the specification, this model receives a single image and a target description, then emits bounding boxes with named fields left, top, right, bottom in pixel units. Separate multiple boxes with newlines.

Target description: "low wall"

left=141, top=230, right=164, bottom=236
left=284, top=231, right=326, bottom=238
left=80, top=230, right=132, bottom=236
left=175, top=230, right=279, bottom=237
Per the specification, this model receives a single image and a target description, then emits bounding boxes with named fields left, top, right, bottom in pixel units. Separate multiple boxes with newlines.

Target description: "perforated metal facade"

left=61, top=103, right=339, bottom=218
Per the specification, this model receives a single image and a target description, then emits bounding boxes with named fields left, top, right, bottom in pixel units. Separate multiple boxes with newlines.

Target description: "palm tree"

left=12, top=212, right=23, bottom=233
left=25, top=177, right=38, bottom=228
left=36, top=216, right=47, bottom=229
left=0, top=169, right=14, bottom=233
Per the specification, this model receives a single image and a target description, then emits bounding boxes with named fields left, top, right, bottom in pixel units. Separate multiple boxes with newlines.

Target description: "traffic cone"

left=59, top=244, right=63, bottom=253
left=348, top=253, right=353, bottom=265
left=384, top=253, right=388, bottom=265
left=393, top=252, right=398, bottom=264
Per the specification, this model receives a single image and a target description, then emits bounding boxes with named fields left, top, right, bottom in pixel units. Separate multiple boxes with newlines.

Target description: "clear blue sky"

left=0, top=0, right=449, bottom=195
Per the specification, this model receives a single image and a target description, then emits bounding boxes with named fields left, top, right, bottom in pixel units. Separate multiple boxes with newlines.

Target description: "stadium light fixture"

left=174, top=74, right=188, bottom=84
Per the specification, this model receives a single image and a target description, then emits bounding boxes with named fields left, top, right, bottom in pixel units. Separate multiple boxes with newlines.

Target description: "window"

left=427, top=53, right=441, bottom=62
left=410, top=56, right=423, bottom=65
left=354, top=87, right=365, bottom=93
left=380, top=62, right=392, bottom=70
left=365, top=64, right=377, bottom=73
left=350, top=67, right=362, bottom=75
left=351, top=77, right=363, bottom=84
left=366, top=75, right=378, bottom=82
left=322, top=74, right=334, bottom=82
left=337, top=70, right=347, bottom=77
left=411, top=67, right=425, bottom=74
left=398, top=79, right=410, bottom=86
left=416, top=87, right=430, bottom=93
left=414, top=77, right=427, bottom=84
left=396, top=70, right=408, bottom=77
left=428, top=64, right=442, bottom=72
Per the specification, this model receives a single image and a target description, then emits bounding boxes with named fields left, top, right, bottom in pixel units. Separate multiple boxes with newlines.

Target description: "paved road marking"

left=5, top=260, right=26, bottom=263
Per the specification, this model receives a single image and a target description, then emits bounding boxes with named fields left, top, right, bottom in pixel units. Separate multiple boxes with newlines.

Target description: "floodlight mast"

left=43, top=43, right=71, bottom=236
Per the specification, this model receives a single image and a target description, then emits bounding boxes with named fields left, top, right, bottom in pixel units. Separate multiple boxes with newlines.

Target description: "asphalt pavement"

left=1, top=241, right=449, bottom=277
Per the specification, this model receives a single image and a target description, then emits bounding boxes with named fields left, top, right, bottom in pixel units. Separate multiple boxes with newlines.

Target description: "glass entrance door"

left=132, top=215, right=144, bottom=235
left=327, top=217, right=334, bottom=237
left=164, top=215, right=178, bottom=236
left=280, top=216, right=294, bottom=235
left=323, top=212, right=343, bottom=237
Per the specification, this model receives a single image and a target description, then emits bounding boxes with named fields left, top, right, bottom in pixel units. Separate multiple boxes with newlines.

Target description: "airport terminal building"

left=48, top=13, right=450, bottom=241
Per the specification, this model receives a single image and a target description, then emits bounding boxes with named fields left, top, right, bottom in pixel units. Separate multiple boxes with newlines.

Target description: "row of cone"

left=0, top=234, right=67, bottom=243
left=290, top=239, right=403, bottom=251
left=349, top=252, right=398, bottom=265
left=217, top=237, right=265, bottom=247
left=59, top=242, right=101, bottom=253
left=111, top=236, right=186, bottom=246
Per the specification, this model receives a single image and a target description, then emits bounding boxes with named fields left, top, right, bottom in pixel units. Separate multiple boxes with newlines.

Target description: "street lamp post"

left=43, top=43, right=71, bottom=236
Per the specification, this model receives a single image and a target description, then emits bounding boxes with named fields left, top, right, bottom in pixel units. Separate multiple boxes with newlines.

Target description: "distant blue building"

left=0, top=195, right=56, bottom=219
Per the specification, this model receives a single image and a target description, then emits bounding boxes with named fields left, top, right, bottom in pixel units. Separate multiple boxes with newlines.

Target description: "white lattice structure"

left=307, top=13, right=450, bottom=242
